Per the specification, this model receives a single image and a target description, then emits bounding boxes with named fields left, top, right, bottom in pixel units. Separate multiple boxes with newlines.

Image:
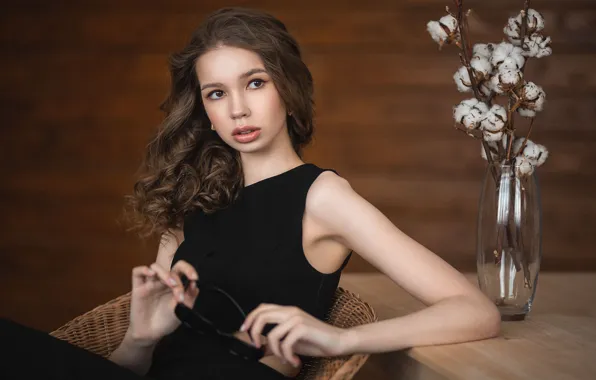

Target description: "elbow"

left=476, top=296, right=502, bottom=340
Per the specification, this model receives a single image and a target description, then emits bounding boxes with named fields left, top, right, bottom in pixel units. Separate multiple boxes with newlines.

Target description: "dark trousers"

left=0, top=317, right=293, bottom=379
left=0, top=317, right=147, bottom=380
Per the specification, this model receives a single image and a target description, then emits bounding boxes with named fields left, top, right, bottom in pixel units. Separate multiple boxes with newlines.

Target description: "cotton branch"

left=453, top=0, right=499, bottom=182
left=505, top=0, right=532, bottom=161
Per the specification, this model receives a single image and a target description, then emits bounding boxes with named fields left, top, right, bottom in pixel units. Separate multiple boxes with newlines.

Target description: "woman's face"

left=196, top=45, right=289, bottom=153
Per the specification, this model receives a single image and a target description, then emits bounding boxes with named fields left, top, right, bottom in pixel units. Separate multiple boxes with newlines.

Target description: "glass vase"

left=476, top=161, right=542, bottom=321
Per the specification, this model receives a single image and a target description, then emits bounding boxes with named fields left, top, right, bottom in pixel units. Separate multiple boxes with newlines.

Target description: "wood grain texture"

left=1, top=0, right=594, bottom=332
left=342, top=272, right=596, bottom=379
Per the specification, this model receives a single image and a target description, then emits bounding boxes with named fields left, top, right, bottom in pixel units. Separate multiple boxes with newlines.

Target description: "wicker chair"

left=50, top=287, right=378, bottom=380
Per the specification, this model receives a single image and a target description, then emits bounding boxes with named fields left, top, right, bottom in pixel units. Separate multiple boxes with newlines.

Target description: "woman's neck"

left=241, top=157, right=305, bottom=187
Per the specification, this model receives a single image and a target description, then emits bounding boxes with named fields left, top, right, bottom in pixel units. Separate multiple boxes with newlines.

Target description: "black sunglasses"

left=174, top=274, right=266, bottom=361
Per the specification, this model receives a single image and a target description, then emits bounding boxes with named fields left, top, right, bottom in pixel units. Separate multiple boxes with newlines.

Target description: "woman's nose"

left=229, top=94, right=250, bottom=119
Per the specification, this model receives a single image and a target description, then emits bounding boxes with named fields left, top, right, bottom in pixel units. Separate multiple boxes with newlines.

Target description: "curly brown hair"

left=121, top=7, right=315, bottom=240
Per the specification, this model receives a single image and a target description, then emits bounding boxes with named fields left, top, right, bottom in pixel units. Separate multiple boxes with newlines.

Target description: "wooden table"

left=339, top=272, right=596, bottom=380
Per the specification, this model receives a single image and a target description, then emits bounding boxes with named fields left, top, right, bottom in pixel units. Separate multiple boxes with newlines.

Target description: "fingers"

left=171, top=260, right=199, bottom=307
left=132, top=266, right=156, bottom=288
left=150, top=262, right=185, bottom=302
left=182, top=280, right=200, bottom=308
left=240, top=303, right=277, bottom=338
left=280, top=325, right=306, bottom=367
left=145, top=260, right=199, bottom=304
left=171, top=260, right=199, bottom=284
left=242, top=304, right=280, bottom=346
left=242, top=304, right=308, bottom=367
left=266, top=315, right=303, bottom=361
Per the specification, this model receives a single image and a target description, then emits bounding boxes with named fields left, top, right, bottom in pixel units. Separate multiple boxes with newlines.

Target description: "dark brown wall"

left=1, top=0, right=595, bottom=331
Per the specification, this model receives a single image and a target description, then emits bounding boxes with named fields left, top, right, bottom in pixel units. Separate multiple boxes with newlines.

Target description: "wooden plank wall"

left=1, top=0, right=595, bottom=331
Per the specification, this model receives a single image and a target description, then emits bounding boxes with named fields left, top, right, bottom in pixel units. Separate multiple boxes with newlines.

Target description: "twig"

left=515, top=117, right=535, bottom=156
left=504, top=1, right=531, bottom=162
left=505, top=98, right=524, bottom=160
left=519, top=0, right=531, bottom=74
left=517, top=0, right=533, bottom=290
left=454, top=0, right=499, bottom=183
left=454, top=1, right=483, bottom=102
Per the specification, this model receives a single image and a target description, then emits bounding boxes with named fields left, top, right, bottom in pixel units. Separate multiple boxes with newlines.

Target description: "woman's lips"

left=233, top=129, right=261, bottom=143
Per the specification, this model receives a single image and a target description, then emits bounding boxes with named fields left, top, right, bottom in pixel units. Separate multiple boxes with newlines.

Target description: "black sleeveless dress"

left=146, top=163, right=352, bottom=379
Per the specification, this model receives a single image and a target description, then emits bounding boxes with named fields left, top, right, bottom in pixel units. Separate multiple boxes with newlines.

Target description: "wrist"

left=123, top=329, right=159, bottom=350
left=338, top=326, right=361, bottom=356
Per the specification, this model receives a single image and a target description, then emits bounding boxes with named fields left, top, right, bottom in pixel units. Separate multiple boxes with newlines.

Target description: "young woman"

left=2, top=6, right=500, bottom=380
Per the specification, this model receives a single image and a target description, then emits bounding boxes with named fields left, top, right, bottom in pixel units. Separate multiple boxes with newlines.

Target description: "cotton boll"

left=470, top=56, right=493, bottom=78
left=508, top=53, right=526, bottom=71
left=534, top=93, right=546, bottom=111
left=427, top=15, right=459, bottom=47
left=491, top=42, right=525, bottom=69
left=523, top=141, right=549, bottom=167
left=518, top=107, right=536, bottom=118
left=527, top=9, right=546, bottom=32
left=453, top=99, right=476, bottom=124
left=500, top=56, right=523, bottom=71
left=491, top=43, right=511, bottom=67
left=507, top=9, right=546, bottom=47
left=483, top=130, right=504, bottom=142
left=439, top=15, right=459, bottom=34
left=522, top=140, right=540, bottom=162
left=453, top=98, right=489, bottom=129
left=516, top=9, right=545, bottom=34
left=522, top=33, right=552, bottom=58
left=515, top=156, right=535, bottom=176
left=463, top=116, right=483, bottom=130
left=464, top=102, right=490, bottom=129
left=504, top=17, right=522, bottom=46
left=473, top=43, right=495, bottom=60
left=535, top=144, right=549, bottom=166
left=500, top=69, right=523, bottom=87
left=453, top=66, right=472, bottom=92
left=518, top=82, right=546, bottom=112
left=522, top=82, right=542, bottom=99
left=480, top=104, right=507, bottom=132
left=427, top=21, right=448, bottom=45
left=491, top=104, right=508, bottom=121
left=535, top=46, right=553, bottom=58
left=482, top=117, right=503, bottom=132
left=491, top=69, right=523, bottom=94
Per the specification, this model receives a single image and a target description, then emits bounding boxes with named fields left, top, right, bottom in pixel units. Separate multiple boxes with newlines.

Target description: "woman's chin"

left=233, top=139, right=273, bottom=153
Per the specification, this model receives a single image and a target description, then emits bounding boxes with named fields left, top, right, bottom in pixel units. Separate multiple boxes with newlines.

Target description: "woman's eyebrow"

left=200, top=68, right=267, bottom=91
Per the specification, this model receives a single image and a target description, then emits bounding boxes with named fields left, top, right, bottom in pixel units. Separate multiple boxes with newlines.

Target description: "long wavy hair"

left=122, top=7, right=315, bottom=239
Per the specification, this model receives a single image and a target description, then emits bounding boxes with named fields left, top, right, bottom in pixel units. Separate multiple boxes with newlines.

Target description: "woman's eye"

left=248, top=79, right=265, bottom=89
left=206, top=80, right=264, bottom=100
left=207, top=90, right=224, bottom=100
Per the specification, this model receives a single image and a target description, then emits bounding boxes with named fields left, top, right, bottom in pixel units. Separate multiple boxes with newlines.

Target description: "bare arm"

left=108, top=228, right=184, bottom=375
left=306, top=173, right=501, bottom=354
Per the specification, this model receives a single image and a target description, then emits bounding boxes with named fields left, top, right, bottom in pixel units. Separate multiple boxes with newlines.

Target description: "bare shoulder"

left=304, top=170, right=360, bottom=240
left=305, top=170, right=353, bottom=211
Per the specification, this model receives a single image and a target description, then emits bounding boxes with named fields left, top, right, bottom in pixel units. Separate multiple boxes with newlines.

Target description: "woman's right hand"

left=125, top=260, right=200, bottom=347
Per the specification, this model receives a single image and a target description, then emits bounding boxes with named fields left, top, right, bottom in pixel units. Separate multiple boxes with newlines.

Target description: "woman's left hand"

left=240, top=304, right=351, bottom=367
